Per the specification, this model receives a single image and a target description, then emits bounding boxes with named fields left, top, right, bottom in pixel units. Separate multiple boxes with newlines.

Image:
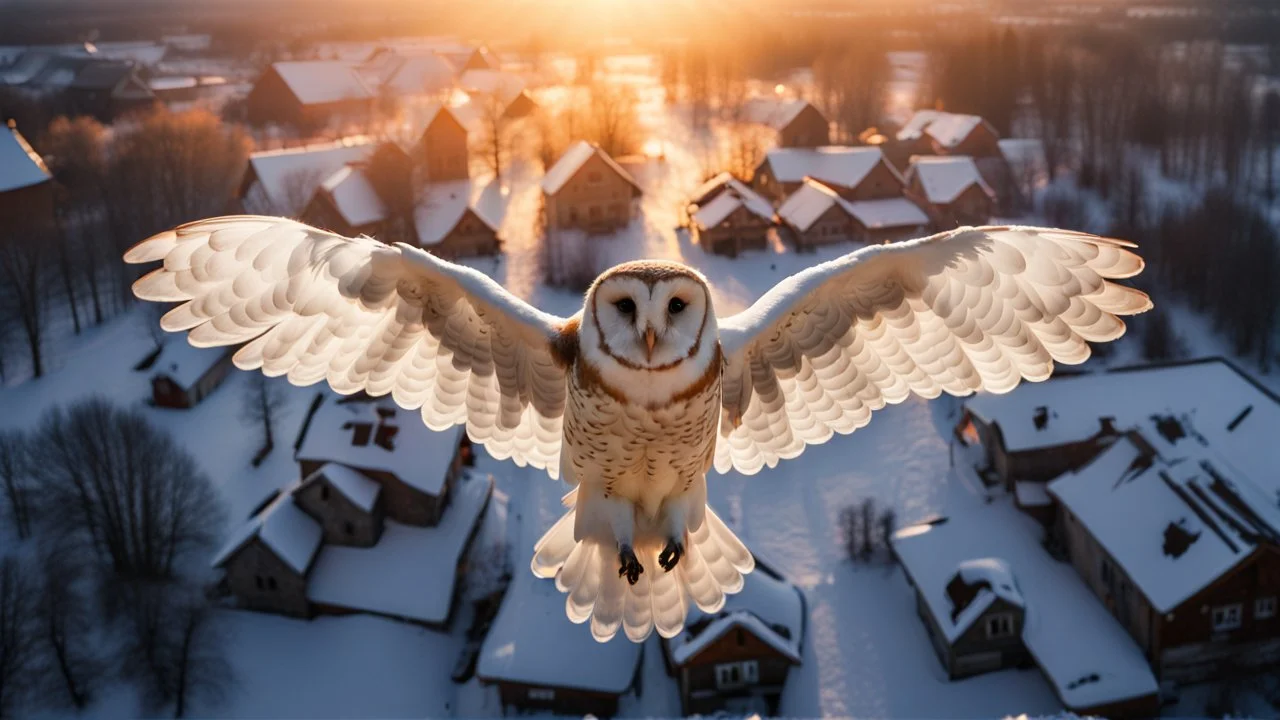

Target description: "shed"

left=150, top=339, right=234, bottom=409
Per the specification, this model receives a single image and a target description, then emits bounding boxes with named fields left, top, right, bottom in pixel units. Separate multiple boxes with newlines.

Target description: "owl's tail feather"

left=530, top=504, right=753, bottom=643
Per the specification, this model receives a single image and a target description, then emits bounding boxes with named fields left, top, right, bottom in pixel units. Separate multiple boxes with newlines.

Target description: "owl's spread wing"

left=714, top=226, right=1152, bottom=476
left=126, top=215, right=571, bottom=477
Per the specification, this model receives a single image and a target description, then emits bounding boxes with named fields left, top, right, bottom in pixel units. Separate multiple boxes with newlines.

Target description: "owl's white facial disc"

left=590, top=274, right=709, bottom=370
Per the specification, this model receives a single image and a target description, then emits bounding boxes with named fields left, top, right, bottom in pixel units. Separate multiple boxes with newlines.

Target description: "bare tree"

left=45, top=115, right=111, bottom=329
left=585, top=78, right=642, bottom=158
left=242, top=374, right=288, bottom=467
left=169, top=600, right=231, bottom=718
left=0, top=431, right=33, bottom=540
left=839, top=505, right=861, bottom=562
left=473, top=87, right=516, bottom=180
left=0, top=224, right=52, bottom=378
left=121, top=582, right=230, bottom=718
left=276, top=167, right=328, bottom=217
left=28, top=398, right=226, bottom=582
left=35, top=549, right=103, bottom=709
left=859, top=498, right=876, bottom=562
left=0, top=556, right=38, bottom=718
left=878, top=508, right=897, bottom=560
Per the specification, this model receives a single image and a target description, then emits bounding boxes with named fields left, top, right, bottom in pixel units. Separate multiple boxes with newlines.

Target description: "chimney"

left=1033, top=406, right=1049, bottom=430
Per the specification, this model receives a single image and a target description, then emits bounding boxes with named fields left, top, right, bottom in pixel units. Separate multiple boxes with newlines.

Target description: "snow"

left=923, top=113, right=987, bottom=149
left=320, top=165, right=388, bottom=227
left=541, top=140, right=642, bottom=196
left=306, top=463, right=381, bottom=512
left=380, top=53, right=456, bottom=96
left=0, top=122, right=51, bottom=193
left=296, top=394, right=466, bottom=497
left=306, top=471, right=493, bottom=624
left=148, top=75, right=198, bottom=91
left=244, top=139, right=374, bottom=214
left=896, top=109, right=946, bottom=141
left=667, top=559, right=805, bottom=665
left=775, top=179, right=925, bottom=233
left=1014, top=481, right=1052, bottom=507
left=213, top=489, right=323, bottom=575
left=776, top=178, right=845, bottom=232
left=760, top=145, right=891, bottom=190
left=742, top=97, right=814, bottom=130
left=894, top=531, right=1020, bottom=643
left=414, top=179, right=506, bottom=246
left=907, top=156, right=995, bottom=204
left=151, top=337, right=227, bottom=388
left=688, top=171, right=738, bottom=206
left=692, top=186, right=775, bottom=229
left=272, top=61, right=375, bottom=105
left=844, top=197, right=929, bottom=229
left=458, top=68, right=526, bottom=103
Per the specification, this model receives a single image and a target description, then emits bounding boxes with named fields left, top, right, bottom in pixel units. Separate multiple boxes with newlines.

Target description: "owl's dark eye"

left=668, top=298, right=686, bottom=314
left=614, top=298, right=636, bottom=315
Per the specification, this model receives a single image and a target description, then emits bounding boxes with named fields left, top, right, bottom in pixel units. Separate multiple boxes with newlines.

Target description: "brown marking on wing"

left=551, top=316, right=580, bottom=369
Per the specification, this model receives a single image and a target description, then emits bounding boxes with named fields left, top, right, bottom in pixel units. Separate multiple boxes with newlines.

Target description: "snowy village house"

left=148, top=339, right=234, bottom=409
left=661, top=557, right=805, bottom=716
left=413, top=102, right=470, bottom=182
left=459, top=68, right=538, bottom=120
left=412, top=179, right=504, bottom=259
left=246, top=61, right=376, bottom=133
left=904, top=156, right=996, bottom=228
left=237, top=138, right=376, bottom=216
left=300, top=142, right=414, bottom=241
left=0, top=121, right=54, bottom=235
left=1, top=50, right=156, bottom=121
left=542, top=140, right=643, bottom=234
left=741, top=98, right=830, bottom=149
left=750, top=145, right=906, bottom=204
left=776, top=178, right=929, bottom=251
left=687, top=173, right=776, bottom=257
left=896, top=110, right=1003, bottom=159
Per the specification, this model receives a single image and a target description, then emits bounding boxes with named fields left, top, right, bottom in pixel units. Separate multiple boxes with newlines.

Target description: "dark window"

left=321, top=485, right=330, bottom=501
left=345, top=521, right=355, bottom=536
left=267, top=577, right=278, bottom=591
left=255, top=575, right=264, bottom=590
left=736, top=628, right=746, bottom=646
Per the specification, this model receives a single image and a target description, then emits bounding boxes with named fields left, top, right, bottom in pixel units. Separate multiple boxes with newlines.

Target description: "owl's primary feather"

left=126, top=217, right=1151, bottom=644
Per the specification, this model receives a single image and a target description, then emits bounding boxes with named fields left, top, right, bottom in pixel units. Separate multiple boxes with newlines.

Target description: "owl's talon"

left=659, top=538, right=683, bottom=572
left=618, top=546, right=643, bottom=585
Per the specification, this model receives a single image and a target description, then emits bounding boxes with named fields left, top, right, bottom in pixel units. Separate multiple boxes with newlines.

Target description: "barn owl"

left=126, top=217, right=1151, bottom=643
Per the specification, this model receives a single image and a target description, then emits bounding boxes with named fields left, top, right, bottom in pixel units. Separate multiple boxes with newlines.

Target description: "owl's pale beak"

left=644, top=327, right=656, bottom=359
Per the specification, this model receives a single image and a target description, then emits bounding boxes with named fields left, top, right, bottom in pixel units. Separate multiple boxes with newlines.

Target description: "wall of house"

left=696, top=206, right=771, bottom=257
left=294, top=477, right=384, bottom=547
left=429, top=210, right=500, bottom=259
left=678, top=628, right=793, bottom=716
left=940, top=124, right=1002, bottom=158
left=419, top=114, right=469, bottom=182
left=151, top=376, right=192, bottom=409
left=778, top=105, right=829, bottom=148
left=939, top=184, right=994, bottom=228
left=246, top=68, right=303, bottom=128
left=222, top=539, right=311, bottom=617
left=545, top=153, right=636, bottom=233
left=947, top=597, right=1031, bottom=679
left=192, top=353, right=234, bottom=405
left=750, top=164, right=789, bottom=203
left=494, top=681, right=621, bottom=718
left=793, top=205, right=852, bottom=252
left=837, top=162, right=904, bottom=201
left=298, top=459, right=453, bottom=527
left=0, top=181, right=54, bottom=235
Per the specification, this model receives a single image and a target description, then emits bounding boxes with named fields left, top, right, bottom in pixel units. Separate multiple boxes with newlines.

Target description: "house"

left=896, top=110, right=1002, bottom=158
left=662, top=556, right=805, bottom=716
left=150, top=339, right=234, bottom=409
left=1, top=52, right=155, bottom=120
left=358, top=48, right=455, bottom=99
left=751, top=146, right=904, bottom=203
left=776, top=178, right=928, bottom=251
left=477, top=570, right=642, bottom=717
left=295, top=394, right=472, bottom=527
left=1048, top=427, right=1280, bottom=684
left=741, top=98, right=829, bottom=148
left=905, top=156, right=996, bottom=227
left=458, top=69, right=536, bottom=119
left=690, top=181, right=775, bottom=257
left=0, top=121, right=54, bottom=234
left=148, top=75, right=229, bottom=108
left=413, top=179, right=505, bottom=259
left=542, top=140, right=643, bottom=234
left=238, top=139, right=375, bottom=216
left=413, top=102, right=470, bottom=182
left=292, top=463, right=385, bottom=548
left=246, top=61, right=375, bottom=132
left=892, top=515, right=1160, bottom=718
left=212, top=489, right=323, bottom=618
left=299, top=141, right=414, bottom=241
left=688, top=171, right=743, bottom=207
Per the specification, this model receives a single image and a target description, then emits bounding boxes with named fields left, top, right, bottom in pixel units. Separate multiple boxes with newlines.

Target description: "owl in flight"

left=126, top=217, right=1150, bottom=643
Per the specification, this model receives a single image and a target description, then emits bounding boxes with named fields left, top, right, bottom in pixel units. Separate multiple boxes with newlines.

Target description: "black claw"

left=618, top=546, right=643, bottom=586
left=659, top=538, right=684, bottom=572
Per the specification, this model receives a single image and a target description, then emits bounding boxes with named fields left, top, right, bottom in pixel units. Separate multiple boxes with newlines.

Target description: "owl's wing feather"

left=126, top=215, right=571, bottom=477
left=715, top=226, right=1152, bottom=475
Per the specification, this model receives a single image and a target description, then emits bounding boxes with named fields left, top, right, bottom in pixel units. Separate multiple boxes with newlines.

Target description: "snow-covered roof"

left=320, top=165, right=388, bottom=227
left=894, top=536, right=1023, bottom=644
left=151, top=338, right=228, bottom=389
left=923, top=113, right=987, bottom=148
left=844, top=197, right=929, bottom=230
left=907, top=155, right=995, bottom=204
left=296, top=395, right=465, bottom=496
left=272, top=61, right=375, bottom=105
left=541, top=140, right=642, bottom=196
left=896, top=109, right=946, bottom=141
left=1048, top=422, right=1280, bottom=614
left=667, top=559, right=805, bottom=666
left=302, top=463, right=382, bottom=512
left=213, top=489, right=323, bottom=575
left=962, top=359, right=1280, bottom=491
left=692, top=186, right=775, bottom=230
left=742, top=98, right=816, bottom=130
left=306, top=471, right=492, bottom=624
left=380, top=53, right=456, bottom=96
left=458, top=69, right=526, bottom=103
left=0, top=123, right=51, bottom=193
left=413, top=179, right=506, bottom=247
left=776, top=178, right=848, bottom=233
left=689, top=171, right=737, bottom=206
left=244, top=139, right=375, bottom=214
left=892, top=514, right=1158, bottom=711
left=477, top=566, right=642, bottom=693
left=759, top=145, right=893, bottom=190
left=149, top=75, right=198, bottom=91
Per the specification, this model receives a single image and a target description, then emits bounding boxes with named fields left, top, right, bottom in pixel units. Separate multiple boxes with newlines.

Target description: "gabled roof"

left=906, top=155, right=994, bottom=204
left=458, top=68, right=526, bottom=104
left=667, top=557, right=804, bottom=666
left=844, top=197, right=929, bottom=230
left=758, top=145, right=895, bottom=190
left=243, top=139, right=375, bottom=214
left=692, top=186, right=775, bottom=230
left=540, top=140, right=642, bottom=196
left=319, top=165, right=388, bottom=228
left=742, top=97, right=818, bottom=131
left=413, top=179, right=506, bottom=247
left=212, top=489, right=322, bottom=575
left=0, top=123, right=51, bottom=193
left=415, top=101, right=468, bottom=138
left=380, top=53, right=455, bottom=96
left=922, top=113, right=989, bottom=149
left=689, top=171, right=737, bottom=207
left=271, top=61, right=375, bottom=105
left=896, top=109, right=947, bottom=142
left=151, top=338, right=228, bottom=389
left=776, top=178, right=848, bottom=233
left=301, top=463, right=382, bottom=512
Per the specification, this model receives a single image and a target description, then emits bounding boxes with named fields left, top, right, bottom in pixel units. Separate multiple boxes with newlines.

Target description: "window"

left=986, top=613, right=1015, bottom=639
left=1212, top=603, right=1242, bottom=631
left=344, top=521, right=355, bottom=536
left=254, top=575, right=264, bottom=590
left=320, top=485, right=330, bottom=502
left=714, top=660, right=759, bottom=690
left=1256, top=597, right=1277, bottom=620
left=527, top=688, right=555, bottom=701
left=267, top=577, right=278, bottom=591
left=587, top=171, right=603, bottom=185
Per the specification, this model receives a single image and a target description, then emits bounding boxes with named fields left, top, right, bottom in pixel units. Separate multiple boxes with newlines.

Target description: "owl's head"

left=581, top=261, right=716, bottom=378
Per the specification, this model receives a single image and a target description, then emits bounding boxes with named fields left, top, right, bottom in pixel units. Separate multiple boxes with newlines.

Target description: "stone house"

left=212, top=490, right=323, bottom=617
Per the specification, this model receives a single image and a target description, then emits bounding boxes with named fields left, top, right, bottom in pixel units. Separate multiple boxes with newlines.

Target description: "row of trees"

left=0, top=399, right=230, bottom=717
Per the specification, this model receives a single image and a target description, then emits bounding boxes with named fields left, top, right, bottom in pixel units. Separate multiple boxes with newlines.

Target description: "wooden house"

left=238, top=139, right=375, bottom=216
left=742, top=98, right=829, bottom=148
left=299, top=142, right=414, bottom=241
left=213, top=490, right=323, bottom=617
left=896, top=110, right=1002, bottom=159
left=413, top=179, right=505, bottom=259
left=751, top=146, right=904, bottom=203
left=662, top=557, right=805, bottom=716
left=0, top=122, right=54, bottom=236
left=690, top=180, right=775, bottom=257
left=905, top=156, right=996, bottom=228
left=541, top=141, right=643, bottom=234
left=776, top=178, right=927, bottom=252
left=413, top=103, right=470, bottom=182
left=150, top=340, right=234, bottom=409
left=246, top=61, right=375, bottom=132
